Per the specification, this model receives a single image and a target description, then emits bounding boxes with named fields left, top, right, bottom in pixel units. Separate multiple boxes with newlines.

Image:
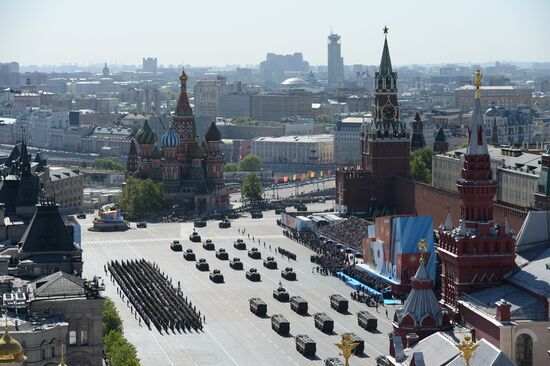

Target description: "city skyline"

left=1, top=0, right=549, bottom=67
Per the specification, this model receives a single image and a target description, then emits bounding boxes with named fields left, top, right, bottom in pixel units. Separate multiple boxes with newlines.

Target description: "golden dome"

left=179, top=68, right=188, bottom=82
left=0, top=316, right=27, bottom=364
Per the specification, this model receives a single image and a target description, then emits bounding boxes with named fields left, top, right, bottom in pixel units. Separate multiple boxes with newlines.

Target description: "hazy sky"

left=1, top=0, right=549, bottom=67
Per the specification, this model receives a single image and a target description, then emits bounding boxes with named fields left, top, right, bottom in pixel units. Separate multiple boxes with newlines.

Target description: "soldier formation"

left=107, top=259, right=203, bottom=334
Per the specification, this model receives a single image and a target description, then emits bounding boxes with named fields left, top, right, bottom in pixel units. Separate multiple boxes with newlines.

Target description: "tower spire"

left=466, top=70, right=488, bottom=156
left=175, top=68, right=192, bottom=115
left=380, top=26, right=392, bottom=75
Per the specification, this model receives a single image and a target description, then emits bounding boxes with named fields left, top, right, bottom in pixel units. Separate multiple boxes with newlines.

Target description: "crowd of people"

left=342, top=267, right=391, bottom=296
left=317, top=216, right=370, bottom=251
left=277, top=247, right=297, bottom=261
left=107, top=259, right=203, bottom=335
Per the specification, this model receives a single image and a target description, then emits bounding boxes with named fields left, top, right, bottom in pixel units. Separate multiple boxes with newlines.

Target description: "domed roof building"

left=0, top=318, right=26, bottom=365
left=128, top=69, right=229, bottom=213
left=135, top=120, right=156, bottom=145
left=281, top=77, right=308, bottom=89
left=161, top=127, right=180, bottom=148
left=204, top=122, right=221, bottom=142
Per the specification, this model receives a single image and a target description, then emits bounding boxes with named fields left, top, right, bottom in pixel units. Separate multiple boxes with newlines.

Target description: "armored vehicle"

left=189, top=230, right=201, bottom=242
left=263, top=256, right=278, bottom=269
left=229, top=257, right=243, bottom=270
left=251, top=211, right=263, bottom=219
left=246, top=268, right=261, bottom=282
left=209, top=269, right=224, bottom=283
left=233, top=239, right=246, bottom=250
left=202, top=239, right=215, bottom=251
left=273, top=286, right=290, bottom=302
left=330, top=294, right=349, bottom=313
left=170, top=240, right=182, bottom=252
left=357, top=311, right=377, bottom=332
left=290, top=296, right=308, bottom=315
left=281, top=267, right=297, bottom=281
left=219, top=219, right=231, bottom=228
left=248, top=247, right=261, bottom=260
left=249, top=297, right=267, bottom=316
left=196, top=258, right=209, bottom=271
left=194, top=219, right=206, bottom=228
left=314, top=312, right=334, bottom=333
left=295, top=334, right=316, bottom=357
left=183, top=249, right=196, bottom=261
left=215, top=248, right=229, bottom=260
left=271, top=314, right=290, bottom=336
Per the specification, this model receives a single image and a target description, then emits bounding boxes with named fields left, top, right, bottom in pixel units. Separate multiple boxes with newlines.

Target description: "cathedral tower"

left=204, top=122, right=224, bottom=187
left=172, top=68, right=197, bottom=177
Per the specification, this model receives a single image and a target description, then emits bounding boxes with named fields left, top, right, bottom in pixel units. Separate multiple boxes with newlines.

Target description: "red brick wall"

left=412, top=181, right=527, bottom=233
left=459, top=303, right=501, bottom=348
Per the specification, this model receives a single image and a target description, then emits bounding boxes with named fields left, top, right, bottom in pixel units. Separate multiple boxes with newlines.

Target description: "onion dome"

left=135, top=120, right=156, bottom=145
left=151, top=146, right=161, bottom=159
left=0, top=315, right=27, bottom=364
left=204, top=122, right=221, bottom=142
left=161, top=127, right=180, bottom=148
left=188, top=142, right=204, bottom=159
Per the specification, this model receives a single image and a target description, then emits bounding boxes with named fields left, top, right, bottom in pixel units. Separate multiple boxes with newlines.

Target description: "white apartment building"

left=333, top=117, right=366, bottom=167
left=29, top=109, right=68, bottom=148
left=251, top=134, right=334, bottom=165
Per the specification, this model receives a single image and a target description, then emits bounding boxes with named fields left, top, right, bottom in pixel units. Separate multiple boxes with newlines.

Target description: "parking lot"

left=81, top=204, right=396, bottom=366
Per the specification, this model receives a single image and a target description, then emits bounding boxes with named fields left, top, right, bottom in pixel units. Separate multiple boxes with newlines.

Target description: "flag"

left=292, top=174, right=297, bottom=181
left=320, top=171, right=323, bottom=177
left=283, top=176, right=288, bottom=183
left=310, top=171, right=315, bottom=179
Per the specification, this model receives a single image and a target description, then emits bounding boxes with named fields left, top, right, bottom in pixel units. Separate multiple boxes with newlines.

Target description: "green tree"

left=93, top=157, right=125, bottom=171
left=410, top=147, right=434, bottom=184
left=224, top=162, right=239, bottom=172
left=118, top=177, right=164, bottom=217
left=102, top=299, right=140, bottom=366
left=315, top=114, right=333, bottom=124
left=103, top=298, right=123, bottom=336
left=241, top=173, right=263, bottom=202
left=239, top=154, right=261, bottom=171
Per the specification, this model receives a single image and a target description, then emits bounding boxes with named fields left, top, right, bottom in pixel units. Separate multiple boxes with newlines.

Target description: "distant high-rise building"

left=259, top=53, right=309, bottom=83
left=194, top=76, right=228, bottom=118
left=142, top=57, right=158, bottom=73
left=327, top=33, right=344, bottom=89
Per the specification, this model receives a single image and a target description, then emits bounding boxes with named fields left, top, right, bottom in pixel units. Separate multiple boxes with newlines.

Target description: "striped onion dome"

left=161, top=127, right=180, bottom=148
left=135, top=120, right=156, bottom=145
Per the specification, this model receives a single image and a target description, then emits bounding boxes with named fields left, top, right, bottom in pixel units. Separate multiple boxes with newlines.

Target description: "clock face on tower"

left=382, top=104, right=397, bottom=120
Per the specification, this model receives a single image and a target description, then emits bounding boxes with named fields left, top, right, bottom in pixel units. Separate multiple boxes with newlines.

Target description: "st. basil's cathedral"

left=126, top=69, right=229, bottom=213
